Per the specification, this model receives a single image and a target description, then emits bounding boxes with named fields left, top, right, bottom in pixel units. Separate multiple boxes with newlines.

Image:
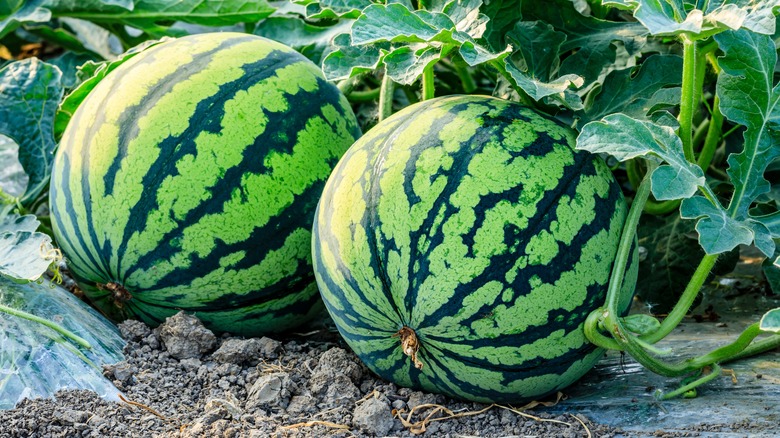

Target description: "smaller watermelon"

left=49, top=33, right=361, bottom=336
left=312, top=95, right=638, bottom=403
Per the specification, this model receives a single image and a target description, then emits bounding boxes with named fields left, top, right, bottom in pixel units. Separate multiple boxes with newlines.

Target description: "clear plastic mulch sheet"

left=0, top=276, right=125, bottom=409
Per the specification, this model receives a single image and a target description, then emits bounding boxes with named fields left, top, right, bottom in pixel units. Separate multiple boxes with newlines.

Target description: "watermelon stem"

left=379, top=70, right=395, bottom=122
left=677, top=35, right=697, bottom=163
left=98, top=282, right=132, bottom=309
left=421, top=65, right=435, bottom=101
left=394, top=326, right=424, bottom=369
left=0, top=303, right=92, bottom=349
left=451, top=54, right=477, bottom=93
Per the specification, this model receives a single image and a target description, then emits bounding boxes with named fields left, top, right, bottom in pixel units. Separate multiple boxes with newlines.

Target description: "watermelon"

left=312, top=95, right=638, bottom=403
left=49, top=32, right=361, bottom=336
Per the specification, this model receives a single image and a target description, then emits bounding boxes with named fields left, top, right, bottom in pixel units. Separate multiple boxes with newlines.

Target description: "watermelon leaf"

left=759, top=308, right=780, bottom=333
left=522, top=0, right=648, bottom=87
left=0, top=207, right=58, bottom=283
left=47, top=52, right=100, bottom=89
left=25, top=17, right=116, bottom=60
left=577, top=113, right=705, bottom=201
left=500, top=20, right=584, bottom=110
left=292, top=0, right=372, bottom=19
left=2, top=0, right=275, bottom=39
left=254, top=16, right=352, bottom=64
left=576, top=54, right=682, bottom=125
left=762, top=246, right=780, bottom=295
left=502, top=63, right=584, bottom=110
left=479, top=0, right=523, bottom=51
left=0, top=136, right=27, bottom=198
left=0, top=58, right=63, bottom=206
left=616, top=0, right=778, bottom=38
left=322, top=33, right=386, bottom=82
left=679, top=30, right=780, bottom=257
left=0, top=0, right=51, bottom=39
left=322, top=1, right=509, bottom=84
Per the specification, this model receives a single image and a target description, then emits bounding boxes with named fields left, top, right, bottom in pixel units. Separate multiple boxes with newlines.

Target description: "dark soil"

left=0, top=312, right=620, bottom=437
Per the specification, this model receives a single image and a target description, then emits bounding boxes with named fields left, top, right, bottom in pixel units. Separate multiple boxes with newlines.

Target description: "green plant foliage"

left=682, top=30, right=780, bottom=257
left=26, top=17, right=115, bottom=59
left=0, top=59, right=63, bottom=205
left=764, top=247, right=780, bottom=294
left=254, top=17, right=351, bottom=64
left=578, top=114, right=706, bottom=201
left=610, top=0, right=778, bottom=38
left=293, top=0, right=372, bottom=19
left=760, top=308, right=780, bottom=333
left=522, top=0, right=648, bottom=87
left=0, top=0, right=276, bottom=38
left=576, top=54, right=682, bottom=125
left=0, top=208, right=56, bottom=282
left=502, top=20, right=583, bottom=109
left=323, top=1, right=508, bottom=85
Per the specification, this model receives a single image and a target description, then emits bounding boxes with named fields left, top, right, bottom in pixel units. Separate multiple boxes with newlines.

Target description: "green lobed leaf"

left=0, top=58, right=63, bottom=205
left=633, top=0, right=708, bottom=36
left=323, top=1, right=508, bottom=84
left=577, top=54, right=682, bottom=125
left=577, top=113, right=705, bottom=201
left=0, top=135, right=27, bottom=198
left=47, top=52, right=99, bottom=88
left=54, top=38, right=167, bottom=140
left=715, top=30, right=780, bottom=219
left=0, top=0, right=50, bottom=39
left=479, top=0, right=523, bottom=51
left=764, top=246, right=780, bottom=295
left=678, top=30, right=780, bottom=257
left=505, top=20, right=565, bottom=82
left=293, top=0, right=372, bottom=19
left=254, top=16, right=352, bottom=64
left=24, top=17, right=115, bottom=61
left=322, top=33, right=385, bottom=81
left=9, top=0, right=275, bottom=37
left=383, top=45, right=442, bottom=85
left=740, top=0, right=780, bottom=34
left=522, top=0, right=648, bottom=87
left=58, top=17, right=115, bottom=58
left=619, top=0, right=779, bottom=38
left=0, top=208, right=56, bottom=283
left=350, top=3, right=478, bottom=45
left=679, top=196, right=756, bottom=254
left=503, top=61, right=584, bottom=109
left=759, top=307, right=780, bottom=333
left=500, top=18, right=594, bottom=109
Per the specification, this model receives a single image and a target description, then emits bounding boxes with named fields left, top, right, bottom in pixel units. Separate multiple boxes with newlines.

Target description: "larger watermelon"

left=49, top=33, right=361, bottom=336
left=312, top=95, right=638, bottom=403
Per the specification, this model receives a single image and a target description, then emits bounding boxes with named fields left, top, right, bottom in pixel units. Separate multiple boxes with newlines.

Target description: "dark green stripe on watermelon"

left=49, top=33, right=361, bottom=336
left=312, top=95, right=638, bottom=403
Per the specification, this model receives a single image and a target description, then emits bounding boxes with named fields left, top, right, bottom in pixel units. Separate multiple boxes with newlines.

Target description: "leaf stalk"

left=379, top=71, right=395, bottom=121
left=678, top=36, right=698, bottom=163
left=0, top=303, right=92, bottom=349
